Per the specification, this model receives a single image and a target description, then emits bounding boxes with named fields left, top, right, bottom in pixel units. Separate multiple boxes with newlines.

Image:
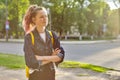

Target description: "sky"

left=106, top=0, right=119, bottom=10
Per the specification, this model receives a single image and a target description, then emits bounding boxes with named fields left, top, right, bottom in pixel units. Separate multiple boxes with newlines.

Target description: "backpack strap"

left=25, top=32, right=35, bottom=78
left=48, top=31, right=57, bottom=69
left=30, top=32, right=34, bottom=45
left=48, top=31, right=54, bottom=45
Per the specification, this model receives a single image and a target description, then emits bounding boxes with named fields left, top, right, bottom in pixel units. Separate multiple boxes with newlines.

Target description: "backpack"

left=25, top=31, right=54, bottom=78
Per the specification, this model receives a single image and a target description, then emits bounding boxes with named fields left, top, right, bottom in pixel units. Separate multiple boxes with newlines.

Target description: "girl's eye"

left=45, top=15, right=48, bottom=17
left=40, top=15, right=48, bottom=18
left=40, top=16, right=44, bottom=18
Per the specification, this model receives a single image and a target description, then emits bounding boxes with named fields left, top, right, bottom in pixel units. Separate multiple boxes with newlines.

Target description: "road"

left=63, top=42, right=120, bottom=69
left=0, top=41, right=120, bottom=69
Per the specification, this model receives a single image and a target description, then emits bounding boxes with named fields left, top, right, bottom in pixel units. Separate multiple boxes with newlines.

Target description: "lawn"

left=0, top=53, right=25, bottom=69
left=0, top=53, right=113, bottom=72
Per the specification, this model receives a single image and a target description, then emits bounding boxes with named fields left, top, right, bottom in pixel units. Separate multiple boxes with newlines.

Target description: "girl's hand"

left=52, top=48, right=61, bottom=55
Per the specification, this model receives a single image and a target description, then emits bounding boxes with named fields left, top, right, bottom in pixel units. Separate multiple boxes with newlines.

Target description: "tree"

left=8, top=0, right=29, bottom=38
left=113, top=0, right=120, bottom=35
left=86, top=0, right=110, bottom=37
left=0, top=1, right=6, bottom=33
left=74, top=0, right=88, bottom=35
left=29, top=0, right=42, bottom=6
left=49, top=0, right=73, bottom=37
left=107, top=9, right=119, bottom=36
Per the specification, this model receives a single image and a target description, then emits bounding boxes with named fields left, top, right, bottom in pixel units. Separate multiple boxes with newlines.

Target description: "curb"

left=0, top=39, right=120, bottom=44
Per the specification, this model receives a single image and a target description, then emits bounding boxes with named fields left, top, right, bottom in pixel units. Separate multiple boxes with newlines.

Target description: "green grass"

left=59, top=61, right=114, bottom=72
left=0, top=53, right=25, bottom=69
left=0, top=53, right=113, bottom=72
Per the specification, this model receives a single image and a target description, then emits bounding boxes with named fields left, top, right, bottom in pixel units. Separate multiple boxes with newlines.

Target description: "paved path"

left=1, top=67, right=120, bottom=80
left=0, top=39, right=120, bottom=44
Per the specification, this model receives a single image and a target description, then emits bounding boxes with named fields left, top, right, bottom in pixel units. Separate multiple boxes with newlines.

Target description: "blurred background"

left=0, top=0, right=120, bottom=41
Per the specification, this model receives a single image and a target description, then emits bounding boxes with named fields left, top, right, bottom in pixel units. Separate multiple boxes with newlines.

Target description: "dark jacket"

left=24, top=28, right=65, bottom=69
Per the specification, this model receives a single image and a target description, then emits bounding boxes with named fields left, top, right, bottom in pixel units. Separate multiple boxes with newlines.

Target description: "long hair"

left=22, top=5, right=47, bottom=33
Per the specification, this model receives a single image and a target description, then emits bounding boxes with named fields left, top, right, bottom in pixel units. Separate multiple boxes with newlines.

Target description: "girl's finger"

left=56, top=50, right=61, bottom=53
left=55, top=48, right=59, bottom=51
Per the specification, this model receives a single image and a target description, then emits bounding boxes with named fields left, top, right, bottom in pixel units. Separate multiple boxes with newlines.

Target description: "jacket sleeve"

left=24, top=34, right=40, bottom=69
left=52, top=31, right=65, bottom=66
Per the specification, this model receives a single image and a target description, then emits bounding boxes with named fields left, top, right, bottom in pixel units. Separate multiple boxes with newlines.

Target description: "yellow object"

left=30, top=32, right=35, bottom=45
left=25, top=32, right=35, bottom=78
left=25, top=66, right=29, bottom=78
left=25, top=31, right=53, bottom=78
left=48, top=31, right=54, bottom=45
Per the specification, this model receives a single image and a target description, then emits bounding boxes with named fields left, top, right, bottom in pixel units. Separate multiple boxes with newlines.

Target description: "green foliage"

left=29, top=0, right=42, bottom=6
left=107, top=9, right=120, bottom=36
left=0, top=0, right=29, bottom=38
left=86, top=1, right=110, bottom=36
left=0, top=0, right=119, bottom=38
left=8, top=0, right=29, bottom=38
left=0, top=1, right=6, bottom=31
left=47, top=0, right=112, bottom=38
left=18, top=0, right=29, bottom=22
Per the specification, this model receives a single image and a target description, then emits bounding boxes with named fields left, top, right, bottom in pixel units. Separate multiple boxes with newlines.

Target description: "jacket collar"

left=33, top=28, right=51, bottom=44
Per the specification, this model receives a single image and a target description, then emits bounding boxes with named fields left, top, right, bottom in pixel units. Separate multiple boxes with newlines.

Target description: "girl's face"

left=33, top=9, right=48, bottom=28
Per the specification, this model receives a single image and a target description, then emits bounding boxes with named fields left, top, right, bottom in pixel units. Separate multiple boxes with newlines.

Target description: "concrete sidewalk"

left=0, top=67, right=120, bottom=80
left=0, top=38, right=120, bottom=44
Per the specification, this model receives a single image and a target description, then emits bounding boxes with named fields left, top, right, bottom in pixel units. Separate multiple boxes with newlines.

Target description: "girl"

left=23, top=5, right=65, bottom=80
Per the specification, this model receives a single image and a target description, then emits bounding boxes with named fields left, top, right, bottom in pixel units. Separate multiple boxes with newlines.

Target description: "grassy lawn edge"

left=59, top=61, right=114, bottom=72
left=0, top=53, right=114, bottom=72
